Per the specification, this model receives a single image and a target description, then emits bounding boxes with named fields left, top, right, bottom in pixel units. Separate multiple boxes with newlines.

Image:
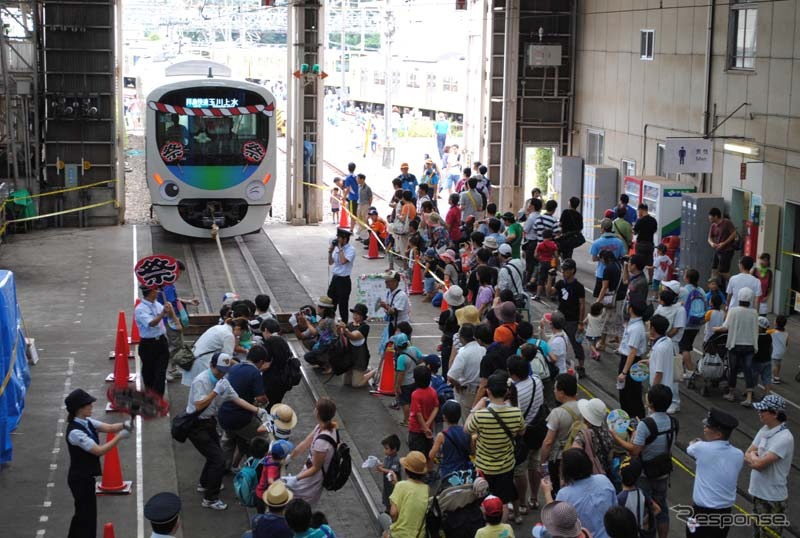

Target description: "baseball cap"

left=753, top=394, right=787, bottom=412
left=270, top=439, right=295, bottom=460
left=211, top=352, right=234, bottom=373
left=368, top=207, right=379, bottom=216
left=498, top=243, right=512, bottom=257
left=481, top=495, right=503, bottom=517
left=737, top=287, right=754, bottom=303
left=662, top=280, right=680, bottom=295
left=600, top=217, right=613, bottom=231
left=758, top=316, right=770, bottom=329
left=392, top=333, right=410, bottom=347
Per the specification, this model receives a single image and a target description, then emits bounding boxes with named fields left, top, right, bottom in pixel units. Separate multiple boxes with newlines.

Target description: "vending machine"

left=625, top=176, right=696, bottom=242
left=552, top=156, right=583, bottom=206
left=582, top=165, right=618, bottom=241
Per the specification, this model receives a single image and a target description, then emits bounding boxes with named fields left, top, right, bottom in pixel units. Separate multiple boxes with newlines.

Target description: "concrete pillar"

left=497, top=0, right=520, bottom=212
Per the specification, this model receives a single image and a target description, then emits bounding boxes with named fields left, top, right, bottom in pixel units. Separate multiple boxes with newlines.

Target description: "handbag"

left=171, top=344, right=198, bottom=371
left=487, top=407, right=528, bottom=465
left=171, top=409, right=201, bottom=443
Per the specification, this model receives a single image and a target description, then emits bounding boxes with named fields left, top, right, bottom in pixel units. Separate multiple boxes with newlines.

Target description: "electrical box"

left=582, top=165, right=618, bottom=241
left=526, top=45, right=562, bottom=67
left=679, top=193, right=724, bottom=284
left=552, top=156, right=583, bottom=207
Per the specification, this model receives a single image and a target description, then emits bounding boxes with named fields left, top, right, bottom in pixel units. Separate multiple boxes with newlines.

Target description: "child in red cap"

left=476, top=495, right=515, bottom=537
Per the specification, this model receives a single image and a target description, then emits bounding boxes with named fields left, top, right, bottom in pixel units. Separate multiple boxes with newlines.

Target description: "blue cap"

left=425, top=247, right=436, bottom=257
left=421, top=354, right=441, bottom=369
left=392, top=333, right=409, bottom=347
left=271, top=439, right=295, bottom=460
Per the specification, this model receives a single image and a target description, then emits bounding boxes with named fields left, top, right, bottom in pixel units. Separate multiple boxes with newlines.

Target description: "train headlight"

left=160, top=181, right=180, bottom=201
left=246, top=181, right=266, bottom=201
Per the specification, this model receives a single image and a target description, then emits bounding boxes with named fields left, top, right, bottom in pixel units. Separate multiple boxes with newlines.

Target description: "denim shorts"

left=752, top=361, right=772, bottom=386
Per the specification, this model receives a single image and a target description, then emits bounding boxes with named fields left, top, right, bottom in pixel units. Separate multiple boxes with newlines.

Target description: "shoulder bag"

left=487, top=407, right=528, bottom=465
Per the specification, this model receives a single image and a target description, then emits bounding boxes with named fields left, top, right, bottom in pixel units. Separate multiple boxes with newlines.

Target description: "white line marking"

left=133, top=225, right=145, bottom=538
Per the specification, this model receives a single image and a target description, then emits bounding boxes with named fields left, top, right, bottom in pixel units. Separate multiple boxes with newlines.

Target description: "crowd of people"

left=64, top=167, right=794, bottom=538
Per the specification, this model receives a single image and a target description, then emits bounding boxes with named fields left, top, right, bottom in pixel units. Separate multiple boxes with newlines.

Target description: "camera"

left=331, top=238, right=339, bottom=248
left=619, top=255, right=630, bottom=263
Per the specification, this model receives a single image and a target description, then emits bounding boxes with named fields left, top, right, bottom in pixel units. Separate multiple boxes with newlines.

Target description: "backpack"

left=281, top=357, right=303, bottom=388
left=327, top=335, right=354, bottom=376
left=528, top=341, right=552, bottom=381
left=640, top=416, right=678, bottom=478
left=624, top=488, right=657, bottom=538
left=318, top=430, right=352, bottom=491
left=233, top=457, right=261, bottom=507
left=684, top=286, right=707, bottom=326
left=563, top=405, right=586, bottom=450
left=431, top=372, right=454, bottom=404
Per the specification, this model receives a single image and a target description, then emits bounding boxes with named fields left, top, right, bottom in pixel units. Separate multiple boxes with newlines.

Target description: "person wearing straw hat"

left=244, top=481, right=294, bottom=538
left=378, top=450, right=429, bottom=538
left=144, top=491, right=182, bottom=538
left=745, top=394, right=793, bottom=538
left=270, top=403, right=298, bottom=440
left=64, top=389, right=132, bottom=538
left=327, top=227, right=356, bottom=323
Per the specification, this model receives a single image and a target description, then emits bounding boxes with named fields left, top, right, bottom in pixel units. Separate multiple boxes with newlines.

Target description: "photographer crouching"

left=327, top=227, right=356, bottom=322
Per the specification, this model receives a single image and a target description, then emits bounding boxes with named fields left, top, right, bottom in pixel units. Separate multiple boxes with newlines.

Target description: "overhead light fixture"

left=723, top=142, right=759, bottom=157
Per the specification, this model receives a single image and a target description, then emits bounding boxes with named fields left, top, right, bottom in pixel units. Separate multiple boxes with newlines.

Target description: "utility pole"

left=340, top=0, right=347, bottom=103
left=382, top=0, right=395, bottom=167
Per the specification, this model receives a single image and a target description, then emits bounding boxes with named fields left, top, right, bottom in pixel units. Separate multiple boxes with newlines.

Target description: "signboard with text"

left=664, top=138, right=713, bottom=174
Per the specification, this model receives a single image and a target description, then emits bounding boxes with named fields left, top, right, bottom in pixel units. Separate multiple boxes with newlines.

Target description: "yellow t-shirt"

left=389, top=479, right=429, bottom=538
left=476, top=523, right=515, bottom=538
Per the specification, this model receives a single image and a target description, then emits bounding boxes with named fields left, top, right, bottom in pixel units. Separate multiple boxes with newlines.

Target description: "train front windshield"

left=154, top=87, right=270, bottom=167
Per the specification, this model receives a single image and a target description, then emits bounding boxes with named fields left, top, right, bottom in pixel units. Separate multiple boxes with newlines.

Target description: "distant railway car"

left=145, top=60, right=277, bottom=238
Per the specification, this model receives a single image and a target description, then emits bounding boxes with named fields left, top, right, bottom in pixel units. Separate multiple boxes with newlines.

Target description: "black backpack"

left=327, top=335, right=354, bottom=376
left=281, top=357, right=303, bottom=388
left=318, top=431, right=352, bottom=491
left=640, top=416, right=678, bottom=478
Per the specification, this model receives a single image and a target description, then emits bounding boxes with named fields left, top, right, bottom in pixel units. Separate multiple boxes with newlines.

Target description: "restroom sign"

left=664, top=138, right=713, bottom=174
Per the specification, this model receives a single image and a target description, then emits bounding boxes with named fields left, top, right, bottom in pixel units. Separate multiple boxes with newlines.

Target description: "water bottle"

left=616, top=375, right=626, bottom=390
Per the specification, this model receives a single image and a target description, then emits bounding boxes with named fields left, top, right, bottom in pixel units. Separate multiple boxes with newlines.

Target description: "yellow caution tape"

left=577, top=382, right=781, bottom=538
left=0, top=199, right=118, bottom=236
left=7, top=179, right=118, bottom=202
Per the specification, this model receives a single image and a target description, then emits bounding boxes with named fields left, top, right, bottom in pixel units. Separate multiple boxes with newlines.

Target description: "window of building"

left=406, top=71, right=420, bottom=88
left=373, top=71, right=385, bottom=85
left=656, top=143, right=666, bottom=176
left=729, top=2, right=757, bottom=70
left=621, top=159, right=636, bottom=178
left=426, top=73, right=436, bottom=89
left=443, top=75, right=458, bottom=92
left=640, top=30, right=654, bottom=60
left=586, top=130, right=604, bottom=164
left=392, top=71, right=400, bottom=86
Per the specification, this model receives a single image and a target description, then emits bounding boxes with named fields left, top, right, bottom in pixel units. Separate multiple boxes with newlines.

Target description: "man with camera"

left=328, top=227, right=356, bottom=322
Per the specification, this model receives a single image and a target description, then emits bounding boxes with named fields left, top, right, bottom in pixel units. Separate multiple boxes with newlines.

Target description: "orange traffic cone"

left=373, top=343, right=396, bottom=396
left=440, top=276, right=451, bottom=312
left=96, top=432, right=132, bottom=494
left=106, top=314, right=136, bottom=411
left=363, top=232, right=385, bottom=260
left=339, top=204, right=349, bottom=228
left=129, top=299, right=141, bottom=346
left=110, top=310, right=134, bottom=360
left=409, top=255, right=424, bottom=295
left=103, top=523, right=116, bottom=538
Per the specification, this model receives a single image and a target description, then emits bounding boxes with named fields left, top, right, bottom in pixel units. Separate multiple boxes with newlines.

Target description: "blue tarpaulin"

left=0, top=270, right=31, bottom=465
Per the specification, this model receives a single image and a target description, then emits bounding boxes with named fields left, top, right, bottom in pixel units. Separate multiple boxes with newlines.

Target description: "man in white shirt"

left=327, top=227, right=357, bottom=322
left=654, top=281, right=685, bottom=414
left=496, top=243, right=526, bottom=296
left=726, top=255, right=762, bottom=309
left=745, top=395, right=794, bottom=537
left=646, top=315, right=675, bottom=391
left=617, top=303, right=648, bottom=419
left=183, top=318, right=249, bottom=388
left=686, top=408, right=744, bottom=538
left=447, top=323, right=486, bottom=418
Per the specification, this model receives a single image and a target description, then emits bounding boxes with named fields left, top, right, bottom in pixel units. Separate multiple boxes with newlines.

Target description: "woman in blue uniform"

left=65, top=389, right=132, bottom=538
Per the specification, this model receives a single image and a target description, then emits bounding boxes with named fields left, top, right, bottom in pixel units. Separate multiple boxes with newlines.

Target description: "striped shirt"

left=514, top=375, right=545, bottom=425
left=534, top=213, right=561, bottom=241
left=465, top=403, right=524, bottom=475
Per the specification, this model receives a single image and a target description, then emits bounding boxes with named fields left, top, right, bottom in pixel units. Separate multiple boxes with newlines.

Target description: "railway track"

left=177, top=228, right=384, bottom=534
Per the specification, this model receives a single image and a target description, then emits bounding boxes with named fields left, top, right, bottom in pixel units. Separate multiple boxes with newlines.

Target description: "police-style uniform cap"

left=703, top=408, right=739, bottom=431
left=144, top=492, right=182, bottom=525
left=65, top=389, right=96, bottom=414
left=336, top=227, right=352, bottom=237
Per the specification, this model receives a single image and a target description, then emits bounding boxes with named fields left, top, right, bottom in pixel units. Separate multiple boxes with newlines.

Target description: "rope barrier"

left=0, top=199, right=119, bottom=236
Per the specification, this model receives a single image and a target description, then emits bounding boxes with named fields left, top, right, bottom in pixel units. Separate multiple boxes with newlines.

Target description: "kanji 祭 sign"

left=134, top=255, right=181, bottom=289
left=242, top=140, right=266, bottom=163
left=159, top=141, right=185, bottom=163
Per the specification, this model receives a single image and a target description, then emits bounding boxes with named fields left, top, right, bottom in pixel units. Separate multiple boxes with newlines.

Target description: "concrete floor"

left=0, top=221, right=797, bottom=537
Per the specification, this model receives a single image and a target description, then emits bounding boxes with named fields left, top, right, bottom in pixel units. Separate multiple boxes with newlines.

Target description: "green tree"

left=534, top=148, right=552, bottom=193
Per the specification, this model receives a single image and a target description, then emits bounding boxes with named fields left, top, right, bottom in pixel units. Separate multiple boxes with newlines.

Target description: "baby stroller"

left=425, top=469, right=485, bottom=538
left=688, top=333, right=729, bottom=397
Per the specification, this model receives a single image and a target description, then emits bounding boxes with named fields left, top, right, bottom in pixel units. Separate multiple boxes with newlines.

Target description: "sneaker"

left=531, top=295, right=541, bottom=302
left=737, top=372, right=745, bottom=379
left=202, top=499, right=228, bottom=510
left=722, top=392, right=736, bottom=402
left=682, top=371, right=694, bottom=380
left=196, top=484, right=225, bottom=493
left=590, top=349, right=601, bottom=361
left=576, top=366, right=586, bottom=378
left=666, top=404, right=680, bottom=415
left=165, top=370, right=175, bottom=382
left=740, top=400, right=753, bottom=408
left=773, top=377, right=782, bottom=385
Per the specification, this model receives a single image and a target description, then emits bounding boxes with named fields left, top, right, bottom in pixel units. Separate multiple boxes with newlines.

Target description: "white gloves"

left=256, top=408, right=270, bottom=423
left=117, top=428, right=131, bottom=440
left=122, top=419, right=134, bottom=432
left=213, top=378, right=232, bottom=396
left=283, top=475, right=299, bottom=489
